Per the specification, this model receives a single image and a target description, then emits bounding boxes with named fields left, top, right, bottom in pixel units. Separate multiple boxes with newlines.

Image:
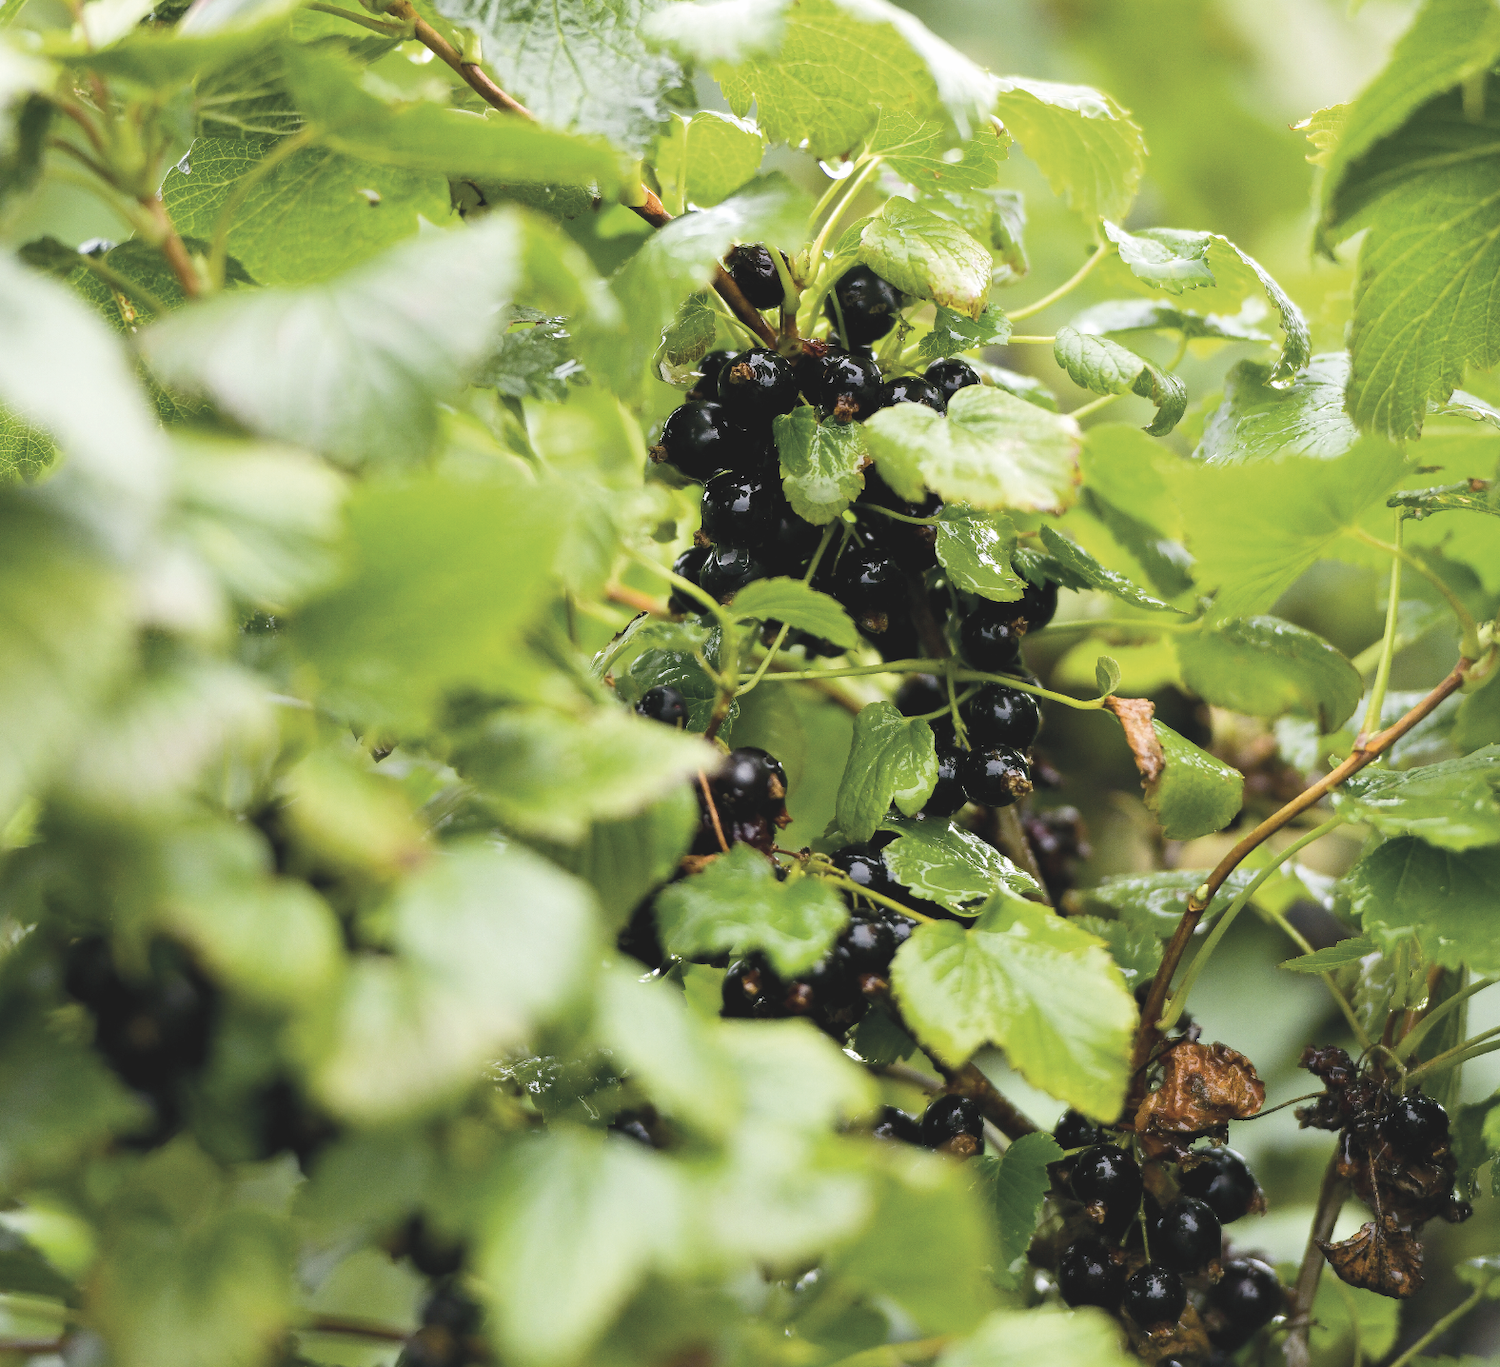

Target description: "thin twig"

left=0, top=1339, right=65, bottom=1354
left=697, top=772, right=729, bottom=853
left=1006, top=245, right=1109, bottom=322
left=305, top=1315, right=411, bottom=1343
left=141, top=195, right=200, bottom=298
left=605, top=583, right=668, bottom=616
left=1284, top=1149, right=1349, bottom=1367
left=1384, top=1287, right=1484, bottom=1367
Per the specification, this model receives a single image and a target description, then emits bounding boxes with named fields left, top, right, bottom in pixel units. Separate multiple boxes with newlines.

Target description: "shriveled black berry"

left=1380, top=1091, right=1449, bottom=1154
left=717, top=348, right=800, bottom=425
left=1122, top=1264, right=1185, bottom=1330
left=807, top=349, right=885, bottom=421
left=655, top=400, right=746, bottom=482
left=726, top=244, right=785, bottom=310
left=920, top=747, right=968, bottom=818
left=1058, top=1235, right=1125, bottom=1310
left=1151, top=1197, right=1222, bottom=1274
left=689, top=348, right=735, bottom=401
left=701, top=469, right=785, bottom=546
left=924, top=358, right=980, bottom=405
left=830, top=546, right=905, bottom=622
left=920, top=1093, right=984, bottom=1156
left=895, top=673, right=947, bottom=717
left=883, top=374, right=946, bottom=412
left=716, top=746, right=787, bottom=818
left=1208, top=1258, right=1282, bottom=1349
left=872, top=1106, right=923, bottom=1145
left=1070, top=1144, right=1143, bottom=1224
left=635, top=685, right=687, bottom=726
left=669, top=546, right=709, bottom=615
left=962, top=683, right=1041, bottom=750
left=698, top=543, right=767, bottom=601
left=959, top=603, right=1026, bottom=673
left=1014, top=577, right=1059, bottom=632
left=1054, top=1109, right=1106, bottom=1151
left=827, top=266, right=903, bottom=345
left=958, top=746, right=1032, bottom=809
left=1178, top=1148, right=1260, bottom=1224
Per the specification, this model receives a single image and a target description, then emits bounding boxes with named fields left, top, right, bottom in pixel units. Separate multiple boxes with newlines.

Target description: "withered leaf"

left=1136, top=1041, right=1266, bottom=1135
left=1318, top=1218, right=1423, bottom=1299
left=1105, top=695, right=1163, bottom=782
left=1126, top=1301, right=1210, bottom=1362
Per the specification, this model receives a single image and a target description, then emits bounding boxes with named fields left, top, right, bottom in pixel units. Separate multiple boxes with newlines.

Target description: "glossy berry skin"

left=1014, top=578, right=1060, bottom=632
left=656, top=400, right=745, bottom=482
left=921, top=1094, right=984, bottom=1155
left=1070, top=1144, right=1143, bottom=1223
left=1178, top=1148, right=1259, bottom=1224
left=1058, top=1236, right=1125, bottom=1310
left=872, top=1106, right=923, bottom=1145
left=669, top=546, right=710, bottom=615
left=726, top=244, right=785, bottom=310
left=840, top=913, right=898, bottom=978
left=701, top=469, right=785, bottom=546
left=717, top=747, right=787, bottom=818
left=721, top=955, right=781, bottom=1018
left=831, top=844, right=896, bottom=902
left=1122, top=1264, right=1186, bottom=1330
left=827, top=266, right=903, bottom=344
left=925, top=358, right=981, bottom=405
left=1054, top=1110, right=1106, bottom=1151
left=698, top=543, right=766, bottom=602
left=958, top=746, right=1032, bottom=809
left=962, top=684, right=1041, bottom=751
left=883, top=374, right=946, bottom=412
left=959, top=603, right=1026, bottom=674
left=1151, top=1197, right=1223, bottom=1274
left=807, top=349, right=885, bottom=420
left=717, top=348, right=800, bottom=425
left=921, top=748, right=968, bottom=818
left=1208, top=1258, right=1282, bottom=1349
left=635, top=686, right=687, bottom=726
left=830, top=546, right=906, bottom=621
left=760, top=509, right=824, bottom=577
left=1381, top=1092, right=1449, bottom=1154
left=895, top=673, right=948, bottom=718
left=690, top=349, right=735, bottom=400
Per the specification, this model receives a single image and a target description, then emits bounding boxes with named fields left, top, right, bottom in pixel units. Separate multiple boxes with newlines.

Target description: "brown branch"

left=0, top=1339, right=65, bottom=1354
left=935, top=1059, right=1039, bottom=1140
left=697, top=771, right=729, bottom=852
left=1283, top=1149, right=1348, bottom=1367
left=605, top=583, right=669, bottom=616
left=142, top=196, right=200, bottom=298
left=306, top=1314, right=411, bottom=1343
left=993, top=806, right=1050, bottom=904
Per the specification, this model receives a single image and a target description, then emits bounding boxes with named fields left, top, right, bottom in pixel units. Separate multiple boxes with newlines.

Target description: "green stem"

left=858, top=505, right=939, bottom=526
left=1353, top=522, right=1481, bottom=661
left=806, top=156, right=881, bottom=269
left=1038, top=616, right=1201, bottom=635
left=1357, top=516, right=1405, bottom=743
left=1405, top=1027, right=1500, bottom=1085
left=741, top=658, right=950, bottom=684
left=706, top=288, right=767, bottom=347
left=1384, top=1288, right=1483, bottom=1367
left=629, top=549, right=735, bottom=633
left=1006, top=334, right=1055, bottom=345
left=817, top=870, right=937, bottom=925
left=209, top=128, right=315, bottom=288
left=952, top=669, right=1107, bottom=712
left=1397, top=977, right=1500, bottom=1062
left=1069, top=391, right=1124, bottom=421
left=305, top=2, right=410, bottom=32
left=1006, top=246, right=1110, bottom=323
left=769, top=244, right=800, bottom=312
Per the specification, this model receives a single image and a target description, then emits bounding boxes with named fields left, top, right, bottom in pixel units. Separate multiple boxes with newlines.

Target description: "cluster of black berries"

left=1050, top=1117, right=1281, bottom=1356
left=398, top=1279, right=485, bottom=1367
left=872, top=1093, right=985, bottom=1158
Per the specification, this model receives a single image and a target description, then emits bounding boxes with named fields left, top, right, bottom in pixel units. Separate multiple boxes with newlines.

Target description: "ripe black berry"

left=959, top=603, right=1026, bottom=673
left=872, top=1106, right=923, bottom=1145
left=726, top=244, right=785, bottom=310
left=920, top=1093, right=984, bottom=1156
left=831, top=844, right=896, bottom=902
left=689, top=349, right=734, bottom=400
left=760, top=508, right=823, bottom=576
left=1014, top=578, right=1059, bottom=632
left=655, top=400, right=747, bottom=482
left=807, top=349, right=885, bottom=421
left=669, top=546, right=709, bottom=614
left=827, top=266, right=903, bottom=345
left=716, top=348, right=800, bottom=425
left=1380, top=1092, right=1449, bottom=1154
left=883, top=374, right=946, bottom=412
left=920, top=746, right=968, bottom=818
left=701, top=469, right=785, bottom=546
left=839, top=912, right=898, bottom=978
left=1178, top=1148, right=1260, bottom=1224
left=924, top=358, right=980, bottom=405
left=1151, top=1197, right=1222, bottom=1274
left=962, top=683, right=1040, bottom=750
left=1058, top=1235, right=1125, bottom=1310
left=716, top=747, right=787, bottom=818
left=958, top=746, right=1032, bottom=808
left=895, top=673, right=947, bottom=717
left=1070, top=1144, right=1143, bottom=1226
left=1054, top=1110, right=1106, bottom=1150
left=1122, top=1264, right=1186, bottom=1330
left=698, top=543, right=767, bottom=601
left=635, top=685, right=687, bottom=726
left=722, top=955, right=781, bottom=1018
left=1208, top=1258, right=1282, bottom=1349
left=829, top=546, right=905, bottom=623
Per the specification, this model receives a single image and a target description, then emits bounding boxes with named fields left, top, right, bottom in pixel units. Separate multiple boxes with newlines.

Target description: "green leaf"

left=309, top=842, right=598, bottom=1120
left=653, top=110, right=765, bottom=208
left=730, top=576, right=861, bottom=648
left=1196, top=354, right=1359, bottom=464
left=478, top=313, right=588, bottom=402
left=622, top=626, right=737, bottom=735
left=879, top=815, right=1041, bottom=915
left=934, top=505, right=1025, bottom=601
left=1072, top=297, right=1274, bottom=346
left=857, top=197, right=992, bottom=319
left=992, top=79, right=1145, bottom=225
left=1452, top=1093, right=1500, bottom=1198
left=980, top=1131, right=1063, bottom=1284
left=653, top=843, right=849, bottom=977
left=162, top=137, right=452, bottom=287
left=835, top=702, right=939, bottom=842
left=1143, top=721, right=1243, bottom=841
left=1280, top=937, right=1377, bottom=972
left=0, top=404, right=54, bottom=484
left=1078, top=868, right=1258, bottom=937
left=1037, top=526, right=1178, bottom=612
left=1094, top=656, right=1122, bottom=697
left=869, top=108, right=1008, bottom=197
left=1390, top=479, right=1500, bottom=520
left=1102, top=220, right=1213, bottom=292
left=891, top=894, right=1134, bottom=1118
left=429, top=0, right=688, bottom=157
left=1342, top=836, right=1500, bottom=974
left=917, top=305, right=1013, bottom=364
left=654, top=293, right=716, bottom=385
left=1052, top=325, right=1186, bottom=437
left=1455, top=672, right=1500, bottom=752
left=1457, top=1254, right=1500, bottom=1298
left=864, top=385, right=1081, bottom=514
left=1174, top=616, right=1363, bottom=731
left=1068, top=916, right=1161, bottom=992
left=1332, top=748, right=1500, bottom=851
left=773, top=405, right=867, bottom=524
left=939, top=1306, right=1136, bottom=1367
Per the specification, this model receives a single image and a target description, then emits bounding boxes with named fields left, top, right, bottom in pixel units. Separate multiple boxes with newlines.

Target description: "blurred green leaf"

left=1053, top=326, right=1186, bottom=437
left=1144, top=721, right=1243, bottom=840
left=731, top=576, right=860, bottom=648
left=1072, top=297, right=1273, bottom=346
left=940, top=1306, right=1135, bottom=1367
left=836, top=702, right=938, bottom=842
left=643, top=0, right=787, bottom=63
left=653, top=111, right=765, bottom=208
left=1333, top=748, right=1500, bottom=851
left=879, top=815, right=1040, bottom=915
left=1069, top=916, right=1161, bottom=991
left=774, top=406, right=868, bottom=525
left=1280, top=938, right=1376, bottom=973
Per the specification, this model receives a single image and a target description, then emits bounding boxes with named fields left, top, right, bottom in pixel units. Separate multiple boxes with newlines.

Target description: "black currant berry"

left=689, top=349, right=735, bottom=401
left=807, top=349, right=885, bottom=421
left=1054, top=1109, right=1106, bottom=1151
left=760, top=509, right=824, bottom=577
left=1178, top=1148, right=1260, bottom=1224
left=609, top=1111, right=656, bottom=1148
left=830, top=546, right=905, bottom=623
left=962, top=683, right=1041, bottom=751
left=1151, top=1197, right=1222, bottom=1274
left=669, top=546, right=709, bottom=615
left=895, top=673, right=947, bottom=717
left=726, top=244, right=785, bottom=310
left=920, top=747, right=968, bottom=818
left=840, top=912, right=898, bottom=979
left=1070, top=1144, right=1143, bottom=1225
left=635, top=685, right=687, bottom=726
left=1122, top=1264, right=1186, bottom=1330
left=701, top=469, right=785, bottom=546
left=655, top=400, right=746, bottom=482
left=1014, top=578, right=1060, bottom=632
left=831, top=844, right=896, bottom=902
left=717, top=348, right=800, bottom=425
left=716, top=747, right=787, bottom=818
left=827, top=266, right=903, bottom=345
left=1380, top=1092, right=1449, bottom=1154
left=958, top=746, right=1032, bottom=809
left=872, top=1106, right=923, bottom=1145
left=698, top=544, right=767, bottom=602
left=924, top=358, right=980, bottom=405
left=1058, top=1235, right=1125, bottom=1310
left=1208, top=1258, right=1282, bottom=1349
left=722, top=955, right=781, bottom=1018
left=883, top=374, right=946, bottom=412
left=920, top=1093, right=984, bottom=1156
left=959, top=603, right=1026, bottom=673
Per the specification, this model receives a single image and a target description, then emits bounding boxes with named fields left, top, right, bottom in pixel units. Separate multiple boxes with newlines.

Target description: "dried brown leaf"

left=1318, top=1217, right=1423, bottom=1299
left=1136, top=1041, right=1266, bottom=1136
left=1105, top=695, right=1163, bottom=782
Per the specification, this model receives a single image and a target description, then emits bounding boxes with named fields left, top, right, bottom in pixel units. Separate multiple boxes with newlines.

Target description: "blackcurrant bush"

left=962, top=683, right=1041, bottom=750
left=726, top=244, right=785, bottom=310
left=1151, top=1197, right=1222, bottom=1274
left=635, top=685, right=687, bottom=726
left=701, top=469, right=785, bottom=546
left=895, top=673, right=948, bottom=717
left=872, top=1106, right=923, bottom=1145
left=959, top=603, right=1026, bottom=673
left=958, top=746, right=1032, bottom=808
left=689, top=348, right=735, bottom=401
left=827, top=266, right=903, bottom=345
left=655, top=400, right=748, bottom=482
left=1054, top=1109, right=1106, bottom=1150
left=717, top=348, right=800, bottom=425
left=716, top=746, right=787, bottom=818
left=669, top=546, right=709, bottom=614
left=807, top=348, right=885, bottom=421
left=1057, top=1235, right=1125, bottom=1310
left=920, top=1093, right=984, bottom=1156
left=924, top=358, right=980, bottom=405
left=920, top=747, right=968, bottom=818
left=1014, top=578, right=1059, bottom=632
left=1070, top=1144, right=1143, bottom=1223
left=883, top=374, right=946, bottom=412
left=1208, top=1258, right=1282, bottom=1349
left=830, top=546, right=906, bottom=622
left=1177, top=1148, right=1260, bottom=1224
left=1122, top=1264, right=1186, bottom=1330
left=698, top=543, right=767, bottom=602
left=1380, top=1091, right=1449, bottom=1154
